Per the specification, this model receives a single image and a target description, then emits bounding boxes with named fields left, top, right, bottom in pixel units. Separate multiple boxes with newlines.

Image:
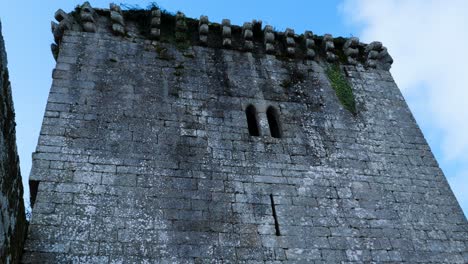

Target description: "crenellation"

left=46, top=3, right=398, bottom=69
left=54, top=9, right=68, bottom=23
left=222, top=19, right=232, bottom=48
left=51, top=9, right=78, bottom=60
left=344, top=37, right=360, bottom=65
left=198, top=16, right=209, bottom=45
left=175, top=12, right=188, bottom=42
left=263, top=25, right=275, bottom=54
left=80, top=2, right=97, bottom=33
left=242, top=22, right=254, bottom=51
left=251, top=20, right=264, bottom=51
left=379, top=47, right=394, bottom=71
left=149, top=8, right=161, bottom=40
left=50, top=22, right=60, bottom=47
left=50, top=25, right=62, bottom=61
left=323, top=33, right=337, bottom=62
left=365, top=41, right=383, bottom=68
left=109, top=3, right=125, bottom=36
left=284, top=28, right=296, bottom=57
left=304, top=31, right=316, bottom=59
left=364, top=41, right=393, bottom=70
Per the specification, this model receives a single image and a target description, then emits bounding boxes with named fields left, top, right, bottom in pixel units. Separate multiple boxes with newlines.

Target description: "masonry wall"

left=23, top=25, right=468, bottom=263
left=0, top=20, right=27, bottom=264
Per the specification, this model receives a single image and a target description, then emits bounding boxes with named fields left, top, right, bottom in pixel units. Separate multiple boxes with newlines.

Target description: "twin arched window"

left=267, top=106, right=282, bottom=138
left=245, top=105, right=282, bottom=138
left=246, top=105, right=260, bottom=137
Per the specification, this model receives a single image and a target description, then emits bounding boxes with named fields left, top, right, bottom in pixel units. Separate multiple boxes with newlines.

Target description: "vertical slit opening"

left=267, top=106, right=282, bottom=138
left=245, top=104, right=260, bottom=136
left=270, top=194, right=281, bottom=236
left=29, top=180, right=40, bottom=208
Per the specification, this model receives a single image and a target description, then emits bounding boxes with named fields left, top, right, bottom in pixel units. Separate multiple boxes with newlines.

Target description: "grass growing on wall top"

left=325, top=64, right=357, bottom=115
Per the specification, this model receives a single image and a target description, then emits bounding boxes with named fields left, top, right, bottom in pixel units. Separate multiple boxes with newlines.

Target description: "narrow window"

left=29, top=180, right=40, bottom=208
left=270, top=194, right=281, bottom=236
left=267, top=106, right=282, bottom=138
left=245, top=105, right=260, bottom=136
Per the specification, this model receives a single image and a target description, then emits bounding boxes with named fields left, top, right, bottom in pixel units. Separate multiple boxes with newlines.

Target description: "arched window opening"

left=245, top=105, right=260, bottom=136
left=267, top=106, right=282, bottom=138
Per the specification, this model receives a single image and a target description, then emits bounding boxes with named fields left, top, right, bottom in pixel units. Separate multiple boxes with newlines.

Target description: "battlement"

left=51, top=2, right=393, bottom=70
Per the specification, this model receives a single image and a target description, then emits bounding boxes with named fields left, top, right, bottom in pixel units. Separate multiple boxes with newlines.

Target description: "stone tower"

left=23, top=2, right=467, bottom=263
left=0, top=20, right=27, bottom=264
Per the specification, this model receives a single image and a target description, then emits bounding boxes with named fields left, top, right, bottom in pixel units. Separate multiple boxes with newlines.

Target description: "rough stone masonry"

left=0, top=20, right=27, bottom=264
left=23, top=2, right=467, bottom=263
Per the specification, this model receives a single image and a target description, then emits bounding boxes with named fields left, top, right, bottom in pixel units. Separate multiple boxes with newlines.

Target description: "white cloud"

left=341, top=0, right=468, bottom=215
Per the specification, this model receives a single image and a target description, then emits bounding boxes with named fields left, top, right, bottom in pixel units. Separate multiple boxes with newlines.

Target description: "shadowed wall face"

left=0, top=21, right=26, bottom=264
left=22, top=7, right=468, bottom=264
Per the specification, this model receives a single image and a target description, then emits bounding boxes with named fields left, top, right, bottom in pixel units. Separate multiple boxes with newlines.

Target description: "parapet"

left=51, top=2, right=393, bottom=70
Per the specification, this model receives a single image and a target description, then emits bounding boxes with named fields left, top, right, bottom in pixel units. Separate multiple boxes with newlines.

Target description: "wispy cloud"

left=341, top=0, right=468, bottom=215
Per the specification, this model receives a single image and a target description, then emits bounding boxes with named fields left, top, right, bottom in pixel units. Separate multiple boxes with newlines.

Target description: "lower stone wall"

left=0, top=20, right=26, bottom=264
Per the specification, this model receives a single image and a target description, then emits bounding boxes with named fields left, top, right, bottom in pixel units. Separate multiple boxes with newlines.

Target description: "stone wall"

left=23, top=4, right=468, bottom=263
left=0, top=20, right=27, bottom=264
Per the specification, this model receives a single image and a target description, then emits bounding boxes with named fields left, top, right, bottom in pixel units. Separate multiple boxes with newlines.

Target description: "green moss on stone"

left=153, top=44, right=173, bottom=60
left=280, top=68, right=305, bottom=88
left=325, top=64, right=357, bottom=115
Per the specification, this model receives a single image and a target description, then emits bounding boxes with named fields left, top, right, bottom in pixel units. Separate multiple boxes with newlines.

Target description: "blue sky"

left=0, top=0, right=466, bottom=217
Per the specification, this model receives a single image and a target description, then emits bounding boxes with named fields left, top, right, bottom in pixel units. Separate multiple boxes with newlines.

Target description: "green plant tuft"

left=325, top=64, right=357, bottom=115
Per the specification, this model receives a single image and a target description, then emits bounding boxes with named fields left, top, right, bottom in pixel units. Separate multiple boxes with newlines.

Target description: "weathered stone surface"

left=284, top=28, right=295, bottom=57
left=264, top=25, right=275, bottom=54
left=80, top=2, right=96, bottom=33
left=242, top=22, right=254, bottom=51
left=149, top=8, right=161, bottom=40
left=344, top=37, right=360, bottom=65
left=198, top=16, right=209, bottom=45
left=110, top=3, right=125, bottom=36
left=22, top=4, right=468, bottom=264
left=0, top=20, right=27, bottom=264
left=222, top=19, right=232, bottom=48
left=365, top=41, right=393, bottom=70
left=304, top=30, right=316, bottom=59
left=323, top=34, right=337, bottom=62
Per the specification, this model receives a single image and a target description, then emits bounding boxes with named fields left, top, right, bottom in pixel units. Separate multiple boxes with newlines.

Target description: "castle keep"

left=22, top=2, right=467, bottom=263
